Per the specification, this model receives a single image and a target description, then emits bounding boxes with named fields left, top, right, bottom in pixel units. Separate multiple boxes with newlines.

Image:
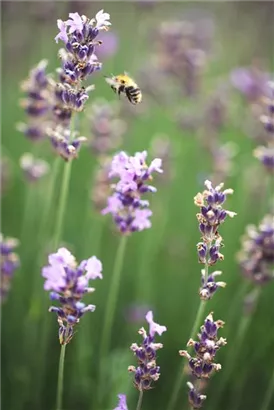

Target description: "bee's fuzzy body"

left=105, top=73, right=142, bottom=105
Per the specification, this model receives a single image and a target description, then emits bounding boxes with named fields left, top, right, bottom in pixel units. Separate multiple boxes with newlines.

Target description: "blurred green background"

left=1, top=1, right=274, bottom=410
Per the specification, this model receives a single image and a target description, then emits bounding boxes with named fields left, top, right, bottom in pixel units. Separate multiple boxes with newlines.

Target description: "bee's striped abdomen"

left=126, top=86, right=142, bottom=105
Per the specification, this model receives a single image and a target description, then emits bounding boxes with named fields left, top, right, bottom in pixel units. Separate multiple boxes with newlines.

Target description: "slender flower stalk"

left=56, top=343, right=66, bottom=410
left=261, top=364, right=274, bottom=410
left=168, top=180, right=236, bottom=410
left=98, top=235, right=127, bottom=396
left=136, top=391, right=144, bottom=410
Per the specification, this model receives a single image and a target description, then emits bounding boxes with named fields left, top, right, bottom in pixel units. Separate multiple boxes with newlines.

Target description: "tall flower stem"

left=167, top=300, right=206, bottom=410
left=167, top=240, right=211, bottom=410
left=56, top=344, right=67, bottom=410
left=260, top=364, right=274, bottom=410
left=136, top=390, right=144, bottom=410
left=53, top=160, right=72, bottom=248
left=98, top=235, right=127, bottom=401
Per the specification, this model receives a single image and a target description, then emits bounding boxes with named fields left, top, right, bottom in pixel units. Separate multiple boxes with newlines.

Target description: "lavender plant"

left=0, top=234, right=20, bottom=302
left=42, top=247, right=102, bottom=408
left=124, top=311, right=167, bottom=410
left=168, top=180, right=236, bottom=410
left=98, top=152, right=163, bottom=403
left=213, top=80, right=274, bottom=410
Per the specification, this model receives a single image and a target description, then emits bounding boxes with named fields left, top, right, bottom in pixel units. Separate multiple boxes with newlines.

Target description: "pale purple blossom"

left=102, top=151, right=163, bottom=234
left=55, top=19, right=68, bottom=43
left=146, top=310, right=167, bottom=336
left=42, top=247, right=103, bottom=344
left=113, top=394, right=128, bottom=410
left=65, top=12, right=84, bottom=34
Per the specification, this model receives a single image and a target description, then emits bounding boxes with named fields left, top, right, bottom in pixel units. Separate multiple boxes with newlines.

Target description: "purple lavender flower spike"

left=102, top=151, right=163, bottom=234
left=128, top=311, right=167, bottom=391
left=187, top=381, right=207, bottom=409
left=46, top=124, right=87, bottom=161
left=42, top=247, right=103, bottom=344
left=20, top=153, right=49, bottom=182
left=238, top=214, right=274, bottom=285
left=180, top=312, right=226, bottom=379
left=113, top=394, right=128, bottom=410
left=0, top=234, right=20, bottom=302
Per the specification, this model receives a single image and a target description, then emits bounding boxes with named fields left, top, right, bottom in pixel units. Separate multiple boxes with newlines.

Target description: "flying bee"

left=105, top=72, right=142, bottom=105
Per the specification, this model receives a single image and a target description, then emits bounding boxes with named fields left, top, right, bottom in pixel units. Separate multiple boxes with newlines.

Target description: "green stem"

left=167, top=300, right=206, bottom=410
left=260, top=364, right=274, bottom=410
left=97, top=235, right=127, bottom=401
left=136, top=390, right=144, bottom=410
left=53, top=160, right=72, bottom=249
left=212, top=288, right=261, bottom=410
left=56, top=344, right=67, bottom=410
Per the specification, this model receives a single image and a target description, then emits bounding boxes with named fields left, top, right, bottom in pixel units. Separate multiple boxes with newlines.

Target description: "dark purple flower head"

left=128, top=311, right=167, bottom=391
left=20, top=153, right=49, bottom=182
left=187, top=381, right=207, bottom=409
left=42, top=247, right=102, bottom=344
left=102, top=151, right=163, bottom=234
left=47, top=124, right=87, bottom=161
left=180, top=313, right=226, bottom=379
left=238, top=214, right=274, bottom=285
left=0, top=234, right=20, bottom=302
left=254, top=146, right=274, bottom=172
left=113, top=394, right=128, bottom=410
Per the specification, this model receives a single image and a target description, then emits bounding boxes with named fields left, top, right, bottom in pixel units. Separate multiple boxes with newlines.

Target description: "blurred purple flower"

left=102, top=150, right=163, bottom=234
left=113, top=394, right=128, bottom=410
left=20, top=153, right=49, bottom=182
left=42, top=247, right=102, bottom=344
left=125, top=303, right=153, bottom=323
left=88, top=99, right=126, bottom=156
left=230, top=66, right=269, bottom=102
left=17, top=59, right=53, bottom=141
left=238, top=215, right=274, bottom=285
left=128, top=311, right=167, bottom=390
left=96, top=31, right=119, bottom=59
left=0, top=234, right=20, bottom=302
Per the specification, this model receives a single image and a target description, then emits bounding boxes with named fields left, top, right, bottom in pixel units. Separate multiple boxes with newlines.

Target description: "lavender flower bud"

left=42, top=247, right=103, bottom=344
left=187, top=381, right=207, bottom=409
left=0, top=234, right=20, bottom=302
left=129, top=311, right=167, bottom=391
